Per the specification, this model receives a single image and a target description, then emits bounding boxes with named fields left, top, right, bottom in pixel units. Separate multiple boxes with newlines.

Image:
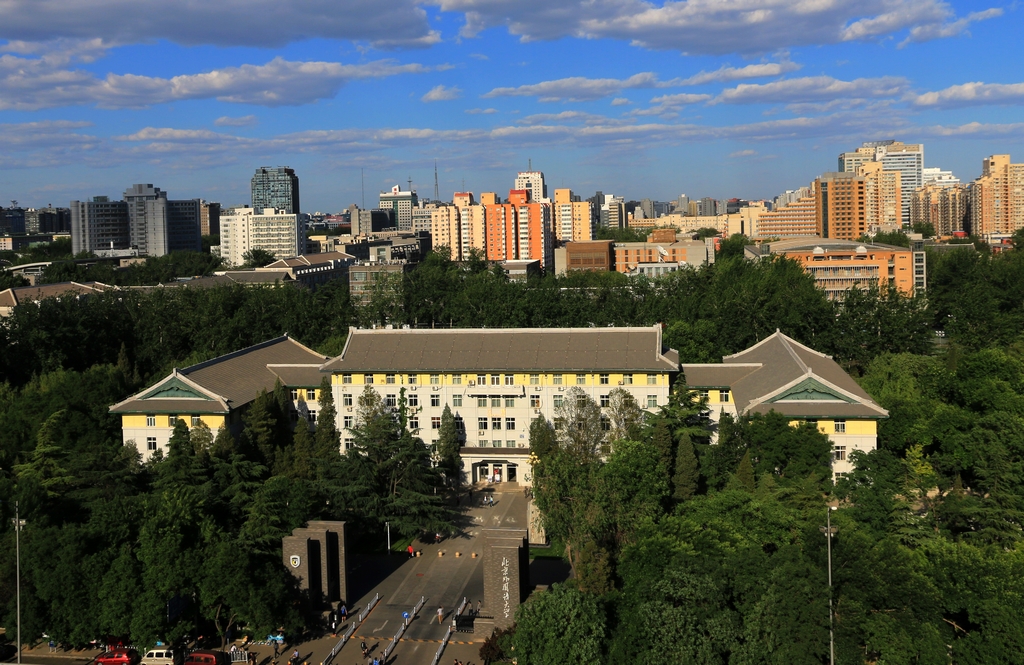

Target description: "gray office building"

left=123, top=184, right=201, bottom=256
left=252, top=166, right=300, bottom=215
left=71, top=197, right=130, bottom=255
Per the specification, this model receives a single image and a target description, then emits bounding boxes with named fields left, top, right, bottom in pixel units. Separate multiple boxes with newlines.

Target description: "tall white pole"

left=386, top=522, right=391, bottom=553
left=827, top=508, right=834, bottom=665
left=16, top=500, right=22, bottom=665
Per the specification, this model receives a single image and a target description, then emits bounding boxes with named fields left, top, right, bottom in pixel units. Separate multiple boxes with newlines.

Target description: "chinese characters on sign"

left=501, top=556, right=511, bottom=619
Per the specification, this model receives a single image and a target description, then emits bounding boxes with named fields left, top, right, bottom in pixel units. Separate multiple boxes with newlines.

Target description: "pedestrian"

left=291, top=650, right=299, bottom=665
left=475, top=600, right=481, bottom=616
left=340, top=605, right=348, bottom=623
left=435, top=532, right=441, bottom=544
left=360, top=641, right=368, bottom=658
left=436, top=605, right=444, bottom=624
left=272, top=642, right=279, bottom=659
left=407, top=544, right=415, bottom=558
left=331, top=613, right=337, bottom=637
left=249, top=652, right=256, bottom=665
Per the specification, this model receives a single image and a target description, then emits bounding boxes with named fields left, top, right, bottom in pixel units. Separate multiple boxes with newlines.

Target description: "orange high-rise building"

left=484, top=189, right=554, bottom=268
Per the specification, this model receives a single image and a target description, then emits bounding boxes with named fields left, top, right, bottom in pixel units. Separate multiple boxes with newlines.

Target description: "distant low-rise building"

left=554, top=239, right=614, bottom=275
left=613, top=236, right=711, bottom=274
left=0, top=281, right=112, bottom=317
left=259, top=251, right=355, bottom=289
left=746, top=238, right=924, bottom=298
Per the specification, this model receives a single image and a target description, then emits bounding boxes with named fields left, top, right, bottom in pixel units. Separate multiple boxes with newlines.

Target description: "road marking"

left=372, top=620, right=388, bottom=633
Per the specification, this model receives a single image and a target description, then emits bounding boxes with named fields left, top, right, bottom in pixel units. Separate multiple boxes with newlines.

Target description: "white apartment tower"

left=514, top=171, right=547, bottom=204
left=379, top=185, right=419, bottom=231
left=220, top=207, right=303, bottom=267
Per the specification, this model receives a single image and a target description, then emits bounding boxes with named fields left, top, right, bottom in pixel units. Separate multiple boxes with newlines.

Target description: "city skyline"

left=0, top=0, right=1021, bottom=211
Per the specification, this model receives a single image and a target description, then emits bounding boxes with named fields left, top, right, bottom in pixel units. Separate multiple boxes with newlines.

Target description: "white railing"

left=428, top=626, right=454, bottom=665
left=357, top=593, right=380, bottom=623
left=321, top=621, right=357, bottom=665
left=412, top=595, right=426, bottom=616
left=454, top=597, right=468, bottom=618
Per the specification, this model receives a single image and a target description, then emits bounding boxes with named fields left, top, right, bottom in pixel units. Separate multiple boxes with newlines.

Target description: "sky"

left=1, top=0, right=1021, bottom=212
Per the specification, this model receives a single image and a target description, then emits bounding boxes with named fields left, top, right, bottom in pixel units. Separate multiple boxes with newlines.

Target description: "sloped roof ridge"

left=723, top=329, right=830, bottom=362
left=342, top=324, right=663, bottom=334
left=744, top=369, right=887, bottom=416
left=180, top=335, right=293, bottom=375
left=108, top=367, right=230, bottom=412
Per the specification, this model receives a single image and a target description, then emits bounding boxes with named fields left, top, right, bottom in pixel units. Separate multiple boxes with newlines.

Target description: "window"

left=455, top=416, right=465, bottom=431
left=505, top=397, right=515, bottom=408
left=530, top=395, right=540, bottom=408
left=530, top=374, right=540, bottom=385
left=834, top=420, right=846, bottom=434
left=834, top=471, right=847, bottom=479
left=364, top=374, right=374, bottom=384
left=491, top=397, right=501, bottom=407
left=600, top=395, right=610, bottom=408
left=553, top=374, right=563, bottom=385
left=600, top=374, right=609, bottom=385
left=478, top=417, right=488, bottom=430
left=554, top=395, right=564, bottom=408
left=431, top=417, right=441, bottom=430
left=343, top=393, right=352, bottom=407
left=492, top=417, right=502, bottom=430
left=576, top=374, right=586, bottom=385
left=698, top=390, right=709, bottom=400
left=408, top=394, right=418, bottom=407
left=410, top=417, right=419, bottom=430
left=147, top=437, right=157, bottom=451
left=720, top=390, right=730, bottom=402
left=345, top=438, right=354, bottom=450
left=146, top=415, right=155, bottom=427
left=492, top=440, right=502, bottom=448
left=430, top=374, right=440, bottom=385
left=408, top=374, right=417, bottom=384
left=478, top=397, right=488, bottom=408
left=577, top=394, right=587, bottom=407
left=307, top=389, right=316, bottom=400
left=290, top=389, right=298, bottom=400
left=490, top=374, right=500, bottom=385
left=191, top=415, right=201, bottom=426
left=431, top=395, right=441, bottom=407
left=479, top=439, right=488, bottom=447
left=342, top=374, right=352, bottom=384
left=623, top=374, right=633, bottom=385
left=647, top=374, right=657, bottom=385
left=477, top=374, right=486, bottom=385
left=507, top=441, right=517, bottom=448
left=600, top=415, right=610, bottom=431
left=647, top=395, right=657, bottom=408
left=833, top=446, right=847, bottom=461
left=386, top=374, right=396, bottom=384
left=386, top=394, right=397, bottom=407
left=344, top=416, right=353, bottom=428
left=505, top=417, right=516, bottom=430
left=554, top=418, right=564, bottom=430
left=169, top=415, right=179, bottom=425
left=504, top=374, right=514, bottom=385
left=308, top=410, right=317, bottom=423
left=453, top=395, right=463, bottom=407
left=453, top=374, right=462, bottom=385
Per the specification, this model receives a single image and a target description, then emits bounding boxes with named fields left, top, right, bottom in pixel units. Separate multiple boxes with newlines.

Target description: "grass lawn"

left=529, top=540, right=566, bottom=560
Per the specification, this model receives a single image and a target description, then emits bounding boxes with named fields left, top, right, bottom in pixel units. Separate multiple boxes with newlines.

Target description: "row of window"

left=340, top=392, right=663, bottom=414
left=146, top=414, right=203, bottom=427
left=290, top=389, right=319, bottom=401
left=341, top=372, right=659, bottom=386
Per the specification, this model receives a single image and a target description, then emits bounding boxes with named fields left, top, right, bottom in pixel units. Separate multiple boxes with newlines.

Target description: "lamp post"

left=12, top=501, right=26, bottom=665
left=820, top=507, right=837, bottom=665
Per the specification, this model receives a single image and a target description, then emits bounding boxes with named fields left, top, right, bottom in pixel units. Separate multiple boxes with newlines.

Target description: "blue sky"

left=1, top=0, right=1021, bottom=212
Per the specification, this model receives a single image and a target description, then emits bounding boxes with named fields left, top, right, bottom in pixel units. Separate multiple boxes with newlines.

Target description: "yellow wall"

left=789, top=419, right=877, bottom=435
left=121, top=414, right=226, bottom=430
left=333, top=371, right=668, bottom=387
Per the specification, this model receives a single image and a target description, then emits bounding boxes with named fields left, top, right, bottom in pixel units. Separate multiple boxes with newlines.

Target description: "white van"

left=141, top=649, right=179, bottom=665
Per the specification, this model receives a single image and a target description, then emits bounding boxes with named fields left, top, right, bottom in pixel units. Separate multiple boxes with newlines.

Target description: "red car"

left=184, top=651, right=228, bottom=665
left=96, top=649, right=140, bottom=665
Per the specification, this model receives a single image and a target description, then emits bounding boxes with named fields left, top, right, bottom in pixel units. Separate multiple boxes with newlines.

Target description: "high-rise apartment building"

left=971, top=154, right=1024, bottom=237
left=600, top=195, right=626, bottom=229
left=922, top=167, right=960, bottom=187
left=220, top=207, right=303, bottom=267
left=553, top=188, right=594, bottom=242
left=815, top=172, right=867, bottom=241
left=697, top=197, right=719, bottom=217
left=24, top=206, right=71, bottom=234
left=123, top=184, right=201, bottom=256
left=858, top=162, right=902, bottom=232
left=200, top=201, right=221, bottom=236
left=514, top=171, right=546, bottom=204
left=839, top=141, right=922, bottom=225
left=251, top=167, right=300, bottom=215
left=379, top=185, right=419, bottom=231
left=70, top=196, right=130, bottom=255
left=911, top=184, right=969, bottom=236
left=484, top=190, right=553, bottom=268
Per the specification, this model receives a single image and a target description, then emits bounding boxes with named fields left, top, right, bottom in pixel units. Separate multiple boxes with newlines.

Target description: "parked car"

left=183, top=650, right=228, bottom=665
left=96, top=649, right=140, bottom=665
left=141, top=648, right=180, bottom=665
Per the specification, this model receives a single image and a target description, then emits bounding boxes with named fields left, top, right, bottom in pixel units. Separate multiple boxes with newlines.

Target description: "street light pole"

left=820, top=507, right=837, bottom=665
left=13, top=501, right=25, bottom=665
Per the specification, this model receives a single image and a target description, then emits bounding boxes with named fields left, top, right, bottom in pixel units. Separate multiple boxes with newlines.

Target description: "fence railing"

left=357, top=593, right=381, bottom=623
left=428, top=626, right=454, bottom=665
left=454, top=597, right=468, bottom=618
left=322, top=593, right=379, bottom=665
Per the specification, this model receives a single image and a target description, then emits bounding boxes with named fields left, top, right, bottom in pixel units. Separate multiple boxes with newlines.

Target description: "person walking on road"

left=476, top=599, right=481, bottom=616
left=408, top=544, right=415, bottom=558
left=437, top=605, right=444, bottom=624
left=360, top=641, right=368, bottom=658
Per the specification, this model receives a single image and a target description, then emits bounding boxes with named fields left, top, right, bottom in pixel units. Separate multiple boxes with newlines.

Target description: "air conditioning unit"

left=558, top=386, right=565, bottom=391
left=478, top=430, right=487, bottom=436
left=346, top=407, right=353, bottom=412
left=617, top=381, right=624, bottom=385
left=410, top=386, right=417, bottom=391
left=533, top=386, right=541, bottom=392
left=469, top=380, right=476, bottom=386
left=432, top=386, right=440, bottom=391
left=533, top=409, right=541, bottom=414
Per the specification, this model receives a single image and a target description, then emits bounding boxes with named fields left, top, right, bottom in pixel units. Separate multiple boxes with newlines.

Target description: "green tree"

left=673, top=434, right=699, bottom=501
left=554, top=387, right=604, bottom=461
left=529, top=415, right=557, bottom=458
left=314, top=375, right=340, bottom=455
left=511, top=584, right=606, bottom=665
left=606, top=387, right=644, bottom=444
left=737, top=450, right=756, bottom=492
left=436, top=404, right=462, bottom=489
left=242, top=248, right=276, bottom=268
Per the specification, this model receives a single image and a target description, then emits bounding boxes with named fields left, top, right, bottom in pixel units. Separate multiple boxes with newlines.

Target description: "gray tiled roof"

left=682, top=331, right=887, bottom=419
left=322, top=326, right=679, bottom=373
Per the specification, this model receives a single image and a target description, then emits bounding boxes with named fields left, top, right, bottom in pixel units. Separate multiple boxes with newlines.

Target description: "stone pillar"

left=482, top=528, right=529, bottom=630
left=282, top=521, right=348, bottom=607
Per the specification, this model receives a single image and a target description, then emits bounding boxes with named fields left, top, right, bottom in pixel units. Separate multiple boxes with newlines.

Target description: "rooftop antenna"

left=462, top=177, right=465, bottom=192
left=434, top=160, right=439, bottom=201
left=528, top=158, right=532, bottom=171
left=361, top=168, right=365, bottom=208
left=407, top=176, right=413, bottom=192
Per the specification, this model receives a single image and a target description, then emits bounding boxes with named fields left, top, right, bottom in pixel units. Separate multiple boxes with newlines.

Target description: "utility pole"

left=13, top=501, right=25, bottom=664
left=407, top=176, right=413, bottom=192
left=434, top=160, right=439, bottom=202
left=820, top=507, right=837, bottom=665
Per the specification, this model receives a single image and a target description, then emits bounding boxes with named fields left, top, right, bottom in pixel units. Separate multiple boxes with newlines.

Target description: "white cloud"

left=214, top=115, right=258, bottom=127
left=729, top=149, right=757, bottom=157
left=470, top=53, right=490, bottom=60
left=483, top=72, right=668, bottom=102
left=422, top=84, right=463, bottom=102
left=434, top=0, right=998, bottom=54
left=910, top=81, right=1024, bottom=109
left=917, top=121, right=1024, bottom=138
left=679, top=59, right=802, bottom=85
left=517, top=111, right=622, bottom=126
left=631, top=92, right=712, bottom=117
left=465, top=107, right=498, bottom=114
left=899, top=8, right=1002, bottom=46
left=0, top=0, right=438, bottom=49
left=714, top=76, right=908, bottom=104
left=611, top=97, right=631, bottom=106
left=0, top=55, right=439, bottom=110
